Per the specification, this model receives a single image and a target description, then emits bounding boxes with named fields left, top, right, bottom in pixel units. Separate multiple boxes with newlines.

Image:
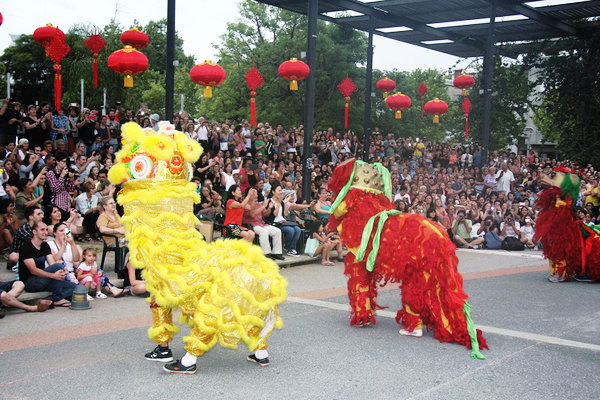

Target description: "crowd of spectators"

left=0, top=96, right=599, bottom=309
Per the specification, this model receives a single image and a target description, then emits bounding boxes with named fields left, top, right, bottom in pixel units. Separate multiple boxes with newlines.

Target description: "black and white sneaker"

left=286, top=249, right=299, bottom=257
left=247, top=353, right=270, bottom=367
left=163, top=359, right=197, bottom=374
left=145, top=345, right=173, bottom=363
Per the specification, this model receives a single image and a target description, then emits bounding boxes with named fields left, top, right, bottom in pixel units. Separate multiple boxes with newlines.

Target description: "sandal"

left=53, top=300, right=71, bottom=307
left=322, top=261, right=334, bottom=266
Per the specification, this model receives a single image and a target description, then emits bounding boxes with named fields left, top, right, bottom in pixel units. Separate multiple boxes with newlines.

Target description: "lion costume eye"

left=130, top=154, right=154, bottom=180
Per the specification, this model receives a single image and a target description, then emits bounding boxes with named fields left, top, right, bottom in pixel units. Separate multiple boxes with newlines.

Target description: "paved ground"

left=1, top=248, right=599, bottom=400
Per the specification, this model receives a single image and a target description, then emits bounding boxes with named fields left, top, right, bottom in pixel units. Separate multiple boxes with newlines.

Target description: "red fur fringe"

left=328, top=159, right=356, bottom=197
left=337, top=188, right=487, bottom=349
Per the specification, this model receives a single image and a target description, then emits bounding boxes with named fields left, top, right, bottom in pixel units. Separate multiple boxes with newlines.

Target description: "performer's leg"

left=548, top=260, right=567, bottom=282
left=145, top=300, right=178, bottom=363
left=345, top=252, right=377, bottom=326
left=247, top=309, right=277, bottom=367
left=396, top=277, right=424, bottom=336
left=164, top=321, right=216, bottom=374
left=398, top=304, right=423, bottom=337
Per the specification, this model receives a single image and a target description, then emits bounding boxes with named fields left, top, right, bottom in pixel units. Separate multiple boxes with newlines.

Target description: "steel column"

left=481, top=0, right=496, bottom=165
left=165, top=0, right=176, bottom=122
left=362, top=15, right=374, bottom=161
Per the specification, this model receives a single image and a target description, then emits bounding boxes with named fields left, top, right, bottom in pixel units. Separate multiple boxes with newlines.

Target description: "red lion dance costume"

left=328, top=159, right=487, bottom=359
left=534, top=166, right=600, bottom=282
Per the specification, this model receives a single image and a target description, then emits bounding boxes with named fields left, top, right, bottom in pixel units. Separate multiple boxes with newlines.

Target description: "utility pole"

left=165, top=0, right=176, bottom=121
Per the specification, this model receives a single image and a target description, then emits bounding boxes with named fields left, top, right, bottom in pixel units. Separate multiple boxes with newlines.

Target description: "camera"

left=65, top=228, right=71, bottom=238
left=249, top=164, right=258, bottom=171
left=484, top=221, right=491, bottom=226
left=507, top=217, right=513, bottom=222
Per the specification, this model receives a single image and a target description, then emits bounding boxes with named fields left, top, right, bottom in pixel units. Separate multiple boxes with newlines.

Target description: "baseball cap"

left=150, top=113, right=160, bottom=122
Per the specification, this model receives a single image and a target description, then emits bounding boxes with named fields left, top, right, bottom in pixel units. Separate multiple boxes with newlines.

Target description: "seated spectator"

left=0, top=277, right=51, bottom=312
left=7, top=205, right=44, bottom=268
left=477, top=216, right=502, bottom=249
left=500, top=213, right=521, bottom=239
left=265, top=183, right=302, bottom=256
left=197, top=184, right=224, bottom=218
left=18, top=222, right=75, bottom=307
left=77, top=248, right=125, bottom=299
left=45, top=205, right=82, bottom=239
left=14, top=177, right=44, bottom=224
left=47, top=222, right=81, bottom=285
left=223, top=185, right=255, bottom=242
left=520, top=216, right=536, bottom=249
left=451, top=209, right=484, bottom=249
left=314, top=188, right=332, bottom=220
left=0, top=198, right=18, bottom=252
left=243, top=188, right=284, bottom=260
left=121, top=261, right=146, bottom=296
left=96, top=196, right=126, bottom=246
left=311, top=220, right=337, bottom=266
left=75, top=182, right=100, bottom=241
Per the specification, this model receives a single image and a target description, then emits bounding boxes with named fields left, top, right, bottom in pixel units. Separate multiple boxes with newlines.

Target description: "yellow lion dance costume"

left=108, top=122, right=286, bottom=372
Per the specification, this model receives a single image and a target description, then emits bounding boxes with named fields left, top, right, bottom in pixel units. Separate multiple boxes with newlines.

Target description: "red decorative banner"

left=244, top=62, right=264, bottom=128
left=337, top=75, right=357, bottom=129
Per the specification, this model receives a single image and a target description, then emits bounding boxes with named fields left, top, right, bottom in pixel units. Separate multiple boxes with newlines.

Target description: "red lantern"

left=385, top=92, right=412, bottom=119
left=46, top=35, right=70, bottom=111
left=0, top=12, right=3, bottom=27
left=84, top=33, right=107, bottom=88
left=417, top=81, right=428, bottom=118
left=190, top=61, right=227, bottom=98
left=278, top=58, right=310, bottom=91
left=462, top=97, right=472, bottom=140
left=33, top=24, right=66, bottom=46
left=453, top=73, right=475, bottom=96
left=107, top=46, right=149, bottom=87
left=120, top=28, right=149, bottom=49
left=245, top=62, right=264, bottom=128
left=423, top=98, right=448, bottom=123
left=337, top=75, right=357, bottom=129
left=376, top=77, right=396, bottom=98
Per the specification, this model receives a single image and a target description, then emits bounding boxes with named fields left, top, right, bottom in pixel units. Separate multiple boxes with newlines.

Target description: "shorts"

left=0, top=280, right=16, bottom=294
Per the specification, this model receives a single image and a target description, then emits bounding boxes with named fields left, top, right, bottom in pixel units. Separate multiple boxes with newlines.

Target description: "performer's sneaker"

left=163, top=360, right=197, bottom=374
left=399, top=328, right=423, bottom=337
left=145, top=345, right=173, bottom=362
left=247, top=353, right=270, bottom=367
left=547, top=274, right=566, bottom=283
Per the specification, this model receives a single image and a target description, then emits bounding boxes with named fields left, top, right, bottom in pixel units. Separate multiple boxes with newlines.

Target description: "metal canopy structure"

left=254, top=0, right=598, bottom=200
left=258, top=0, right=597, bottom=57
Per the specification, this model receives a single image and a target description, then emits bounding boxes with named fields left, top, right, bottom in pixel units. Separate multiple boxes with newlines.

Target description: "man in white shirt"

left=194, top=117, right=209, bottom=147
left=495, top=163, right=514, bottom=194
left=241, top=120, right=252, bottom=152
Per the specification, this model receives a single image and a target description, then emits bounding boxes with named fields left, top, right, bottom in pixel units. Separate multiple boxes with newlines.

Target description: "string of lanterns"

left=31, top=23, right=475, bottom=136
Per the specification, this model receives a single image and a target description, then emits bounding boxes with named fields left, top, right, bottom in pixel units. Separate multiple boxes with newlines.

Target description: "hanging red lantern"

left=423, top=98, right=449, bottom=123
left=0, top=12, right=3, bottom=27
left=337, top=75, right=357, bottom=129
left=453, top=73, right=475, bottom=96
left=278, top=58, right=310, bottom=91
left=376, top=77, right=396, bottom=98
left=244, top=62, right=264, bottom=128
left=107, top=45, right=149, bottom=87
left=120, top=28, right=149, bottom=49
left=385, top=92, right=412, bottom=119
left=462, top=97, right=472, bottom=140
left=417, top=81, right=428, bottom=118
left=84, top=33, right=107, bottom=89
left=190, top=61, right=227, bottom=98
left=46, top=35, right=70, bottom=111
left=33, top=24, right=66, bottom=47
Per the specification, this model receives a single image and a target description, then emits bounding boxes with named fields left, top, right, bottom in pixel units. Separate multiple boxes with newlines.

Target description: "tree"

left=523, top=30, right=600, bottom=165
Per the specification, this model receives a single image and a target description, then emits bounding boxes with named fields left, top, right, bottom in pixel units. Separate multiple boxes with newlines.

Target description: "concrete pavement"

left=1, top=249, right=599, bottom=399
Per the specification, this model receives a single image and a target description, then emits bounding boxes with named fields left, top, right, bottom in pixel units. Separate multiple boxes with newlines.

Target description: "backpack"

left=501, top=236, right=525, bottom=251
left=484, top=231, right=502, bottom=250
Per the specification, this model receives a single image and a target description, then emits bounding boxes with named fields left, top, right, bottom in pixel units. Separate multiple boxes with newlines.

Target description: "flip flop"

left=53, top=300, right=71, bottom=307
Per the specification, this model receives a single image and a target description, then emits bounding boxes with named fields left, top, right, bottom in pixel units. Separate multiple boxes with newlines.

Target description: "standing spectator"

left=19, top=221, right=76, bottom=307
left=77, top=108, right=97, bottom=155
left=50, top=107, right=69, bottom=144
left=495, top=163, right=514, bottom=195
left=106, top=109, right=121, bottom=150
left=23, top=105, right=48, bottom=148
left=46, top=152, right=73, bottom=220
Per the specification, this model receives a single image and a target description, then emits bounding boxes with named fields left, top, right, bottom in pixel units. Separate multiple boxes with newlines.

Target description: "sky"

left=0, top=0, right=472, bottom=74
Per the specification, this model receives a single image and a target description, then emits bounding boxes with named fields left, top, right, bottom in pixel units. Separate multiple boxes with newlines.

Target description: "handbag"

left=304, top=237, right=319, bottom=256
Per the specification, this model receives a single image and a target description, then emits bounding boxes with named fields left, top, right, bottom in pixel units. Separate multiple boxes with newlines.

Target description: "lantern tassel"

left=54, top=72, right=62, bottom=111
left=250, top=96, right=257, bottom=128
left=290, top=80, right=298, bottom=91
left=204, top=86, right=213, bottom=98
left=124, top=75, right=133, bottom=87
left=395, top=110, right=402, bottom=119
left=420, top=98, right=425, bottom=118
left=462, top=88, right=467, bottom=96
left=433, top=115, right=439, bottom=123
left=383, top=91, right=388, bottom=98
left=465, top=114, right=469, bottom=140
left=344, top=101, right=349, bottom=129
left=93, top=57, right=98, bottom=88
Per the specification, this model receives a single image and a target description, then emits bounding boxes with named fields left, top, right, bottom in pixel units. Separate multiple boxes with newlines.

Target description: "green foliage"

left=523, top=30, right=600, bottom=165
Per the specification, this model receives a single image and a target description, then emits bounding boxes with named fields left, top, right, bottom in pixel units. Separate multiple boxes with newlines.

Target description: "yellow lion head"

left=108, top=121, right=203, bottom=185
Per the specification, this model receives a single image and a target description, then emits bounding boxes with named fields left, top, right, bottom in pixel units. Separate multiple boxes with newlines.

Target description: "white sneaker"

left=96, top=292, right=108, bottom=299
left=547, top=274, right=565, bottom=283
left=286, top=250, right=300, bottom=257
left=86, top=294, right=94, bottom=301
left=399, top=328, right=423, bottom=337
